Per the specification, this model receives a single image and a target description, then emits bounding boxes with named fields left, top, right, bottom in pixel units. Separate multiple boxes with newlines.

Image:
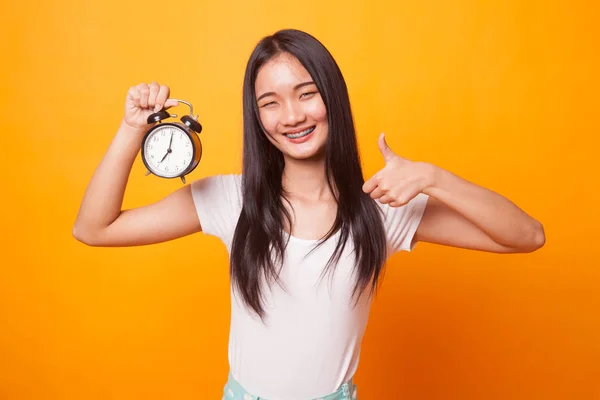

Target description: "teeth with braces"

left=285, top=126, right=315, bottom=139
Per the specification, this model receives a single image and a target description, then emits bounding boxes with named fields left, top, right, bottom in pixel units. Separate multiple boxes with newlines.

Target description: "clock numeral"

left=150, top=154, right=154, bottom=159
left=165, top=167, right=169, bottom=172
left=161, top=131, right=165, bottom=136
left=153, top=136, right=158, bottom=142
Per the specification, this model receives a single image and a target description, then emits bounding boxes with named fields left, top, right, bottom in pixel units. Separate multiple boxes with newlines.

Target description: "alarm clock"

left=140, top=99, right=203, bottom=184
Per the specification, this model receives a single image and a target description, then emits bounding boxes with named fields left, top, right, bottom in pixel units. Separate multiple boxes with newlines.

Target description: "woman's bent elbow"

left=533, top=222, right=546, bottom=250
left=72, top=225, right=98, bottom=246
left=524, top=221, right=546, bottom=253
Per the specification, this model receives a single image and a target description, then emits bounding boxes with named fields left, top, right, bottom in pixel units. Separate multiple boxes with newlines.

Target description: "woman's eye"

left=262, top=101, right=276, bottom=107
left=300, top=92, right=317, bottom=98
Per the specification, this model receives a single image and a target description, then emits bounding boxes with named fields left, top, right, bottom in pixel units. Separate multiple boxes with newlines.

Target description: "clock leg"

left=180, top=176, right=187, bottom=184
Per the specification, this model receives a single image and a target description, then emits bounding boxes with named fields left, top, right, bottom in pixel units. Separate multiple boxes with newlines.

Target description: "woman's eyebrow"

left=256, top=81, right=316, bottom=102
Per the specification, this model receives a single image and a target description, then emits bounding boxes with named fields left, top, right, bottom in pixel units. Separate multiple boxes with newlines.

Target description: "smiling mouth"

left=284, top=126, right=315, bottom=139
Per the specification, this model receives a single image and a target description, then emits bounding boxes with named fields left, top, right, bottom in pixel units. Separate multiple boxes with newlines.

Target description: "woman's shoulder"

left=189, top=172, right=242, bottom=200
left=225, top=173, right=242, bottom=193
left=194, top=172, right=241, bottom=185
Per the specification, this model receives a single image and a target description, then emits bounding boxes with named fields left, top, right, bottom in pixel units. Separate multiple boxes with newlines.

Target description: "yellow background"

left=2, top=0, right=599, bottom=398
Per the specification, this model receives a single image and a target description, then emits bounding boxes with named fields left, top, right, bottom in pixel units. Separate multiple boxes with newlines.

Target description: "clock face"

left=143, top=125, right=194, bottom=178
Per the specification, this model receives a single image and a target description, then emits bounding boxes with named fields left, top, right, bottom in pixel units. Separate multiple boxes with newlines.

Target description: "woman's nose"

left=282, top=100, right=305, bottom=126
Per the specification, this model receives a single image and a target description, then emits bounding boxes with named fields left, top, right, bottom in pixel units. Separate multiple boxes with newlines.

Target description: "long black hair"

left=230, top=29, right=387, bottom=319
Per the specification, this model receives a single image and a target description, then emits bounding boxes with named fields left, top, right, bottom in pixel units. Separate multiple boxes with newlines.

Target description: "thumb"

left=378, top=132, right=395, bottom=162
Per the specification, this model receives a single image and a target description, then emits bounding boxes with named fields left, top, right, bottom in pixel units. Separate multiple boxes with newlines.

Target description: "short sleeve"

left=378, top=193, right=429, bottom=256
left=190, top=174, right=242, bottom=245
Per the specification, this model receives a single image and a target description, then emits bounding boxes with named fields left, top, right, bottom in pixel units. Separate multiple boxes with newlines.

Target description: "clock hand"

left=158, top=134, right=174, bottom=164
left=158, top=151, right=169, bottom=163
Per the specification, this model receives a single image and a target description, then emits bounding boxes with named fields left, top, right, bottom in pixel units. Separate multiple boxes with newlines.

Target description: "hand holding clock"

left=125, top=81, right=203, bottom=182
left=123, top=82, right=179, bottom=133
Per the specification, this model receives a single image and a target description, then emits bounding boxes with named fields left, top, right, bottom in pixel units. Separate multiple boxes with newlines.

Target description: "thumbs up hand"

left=362, top=133, right=437, bottom=207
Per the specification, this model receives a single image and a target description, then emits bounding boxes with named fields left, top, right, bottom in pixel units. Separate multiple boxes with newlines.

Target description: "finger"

left=378, top=132, right=395, bottom=163
left=148, top=82, right=160, bottom=110
left=389, top=186, right=420, bottom=207
left=155, top=85, right=171, bottom=111
left=369, top=187, right=385, bottom=200
left=164, top=99, right=179, bottom=109
left=128, top=86, right=141, bottom=108
left=362, top=174, right=380, bottom=193
left=137, top=83, right=150, bottom=108
left=378, top=194, right=394, bottom=204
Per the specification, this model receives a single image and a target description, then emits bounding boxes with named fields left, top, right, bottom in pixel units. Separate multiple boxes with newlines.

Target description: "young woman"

left=73, top=29, right=545, bottom=400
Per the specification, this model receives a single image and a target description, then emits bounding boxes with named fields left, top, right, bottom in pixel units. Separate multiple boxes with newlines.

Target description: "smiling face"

left=255, top=53, right=329, bottom=161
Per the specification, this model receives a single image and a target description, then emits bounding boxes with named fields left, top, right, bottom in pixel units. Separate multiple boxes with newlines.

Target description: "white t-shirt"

left=191, top=174, right=428, bottom=400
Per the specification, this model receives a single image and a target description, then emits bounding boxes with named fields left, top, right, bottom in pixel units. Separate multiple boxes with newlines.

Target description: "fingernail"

left=154, top=104, right=160, bottom=112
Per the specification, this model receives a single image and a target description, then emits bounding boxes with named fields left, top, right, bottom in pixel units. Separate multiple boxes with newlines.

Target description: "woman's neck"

left=281, top=156, right=335, bottom=202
